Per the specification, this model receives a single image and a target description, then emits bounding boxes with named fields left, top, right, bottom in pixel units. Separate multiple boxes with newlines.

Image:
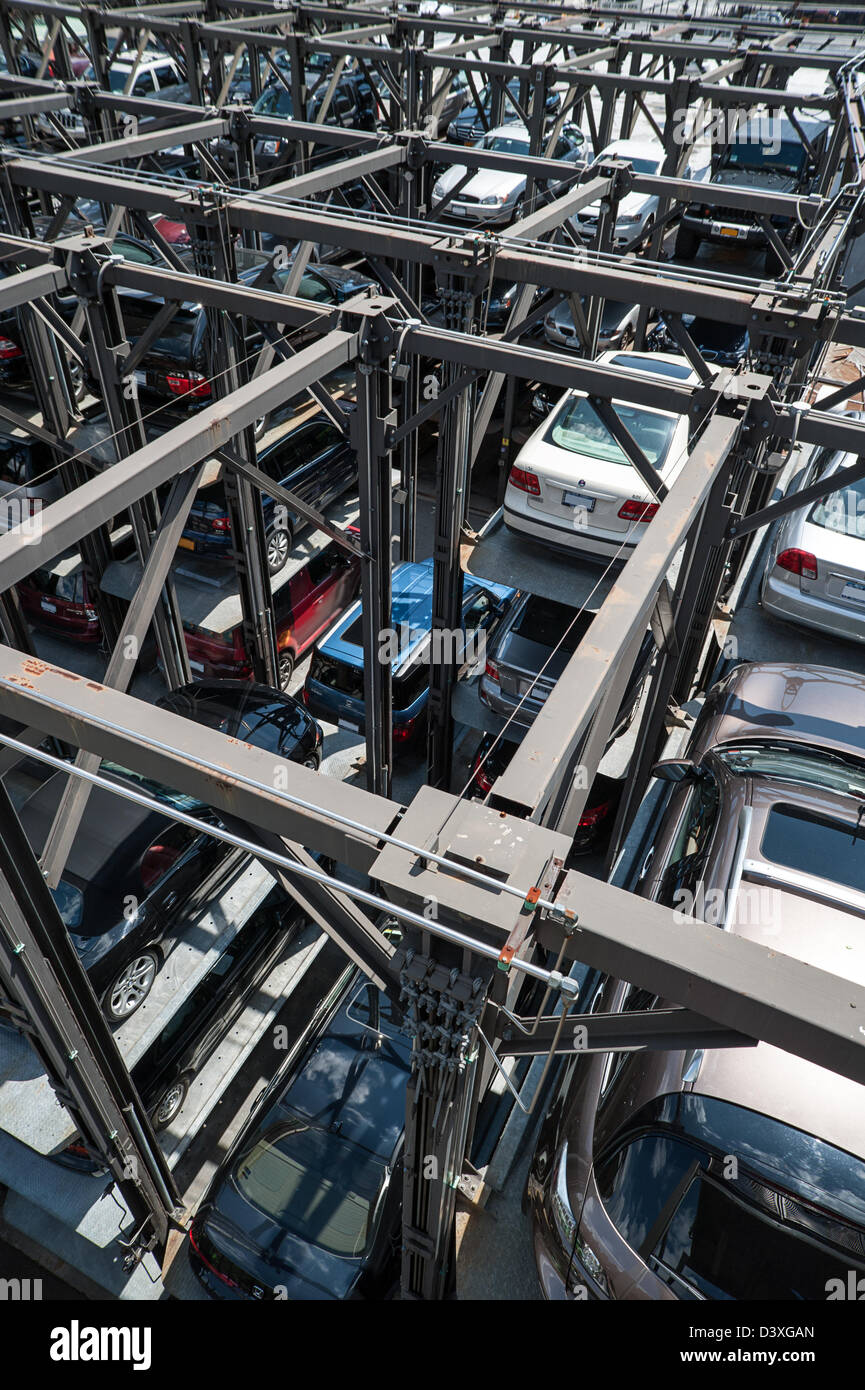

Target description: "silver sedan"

left=761, top=430, right=865, bottom=644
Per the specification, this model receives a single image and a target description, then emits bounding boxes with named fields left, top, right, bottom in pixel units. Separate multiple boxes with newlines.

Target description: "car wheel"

left=278, top=649, right=295, bottom=689
left=254, top=414, right=268, bottom=440
left=151, top=1075, right=190, bottom=1130
left=68, top=358, right=86, bottom=404
left=511, top=195, right=524, bottom=224
left=641, top=214, right=655, bottom=251
left=302, top=751, right=320, bottom=770
left=103, top=950, right=159, bottom=1023
left=266, top=526, right=291, bottom=575
left=674, top=223, right=698, bottom=259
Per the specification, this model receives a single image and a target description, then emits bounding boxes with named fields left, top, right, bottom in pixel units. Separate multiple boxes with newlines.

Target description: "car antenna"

left=853, top=804, right=865, bottom=846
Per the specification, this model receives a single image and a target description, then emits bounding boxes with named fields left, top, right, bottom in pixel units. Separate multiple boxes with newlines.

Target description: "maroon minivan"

left=183, top=539, right=361, bottom=688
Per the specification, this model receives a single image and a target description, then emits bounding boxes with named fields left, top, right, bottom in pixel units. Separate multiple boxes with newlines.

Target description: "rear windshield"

left=610, top=353, right=693, bottom=380
left=761, top=804, right=865, bottom=894
left=234, top=1119, right=383, bottom=1257
left=29, top=568, right=84, bottom=603
left=724, top=137, right=807, bottom=175
left=547, top=395, right=676, bottom=469
left=254, top=86, right=293, bottom=117
left=809, top=475, right=865, bottom=539
left=308, top=650, right=365, bottom=699
left=510, top=596, right=592, bottom=653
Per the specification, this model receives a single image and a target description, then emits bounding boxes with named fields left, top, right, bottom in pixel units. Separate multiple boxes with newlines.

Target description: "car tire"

left=102, top=950, right=159, bottom=1023
left=266, top=525, right=292, bottom=575
left=151, top=1075, right=191, bottom=1130
left=641, top=214, right=655, bottom=252
left=254, top=414, right=268, bottom=440
left=68, top=358, right=86, bottom=404
left=278, top=649, right=295, bottom=689
left=511, top=195, right=524, bottom=224
left=674, top=223, right=699, bottom=259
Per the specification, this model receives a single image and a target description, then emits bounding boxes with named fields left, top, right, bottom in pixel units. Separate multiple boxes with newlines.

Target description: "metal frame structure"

left=0, top=0, right=863, bottom=1300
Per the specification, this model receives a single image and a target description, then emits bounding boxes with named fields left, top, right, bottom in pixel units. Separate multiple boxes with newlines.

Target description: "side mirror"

left=652, top=758, right=701, bottom=783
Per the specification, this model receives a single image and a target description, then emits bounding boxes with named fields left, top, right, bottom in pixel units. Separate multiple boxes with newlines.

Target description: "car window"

left=132, top=69, right=156, bottom=95
left=346, top=982, right=409, bottom=1042
left=0, top=447, right=33, bottom=485
left=654, top=772, right=719, bottom=908
left=139, top=821, right=199, bottom=893
left=305, top=421, right=343, bottom=455
left=307, top=548, right=345, bottom=586
left=809, top=473, right=865, bottom=539
left=462, top=590, right=493, bottom=628
left=547, top=396, right=676, bottom=470
left=296, top=272, right=336, bottom=304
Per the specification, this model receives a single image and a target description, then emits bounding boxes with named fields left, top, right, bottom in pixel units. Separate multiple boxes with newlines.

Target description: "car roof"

left=599, top=139, right=663, bottom=162
left=320, top=558, right=514, bottom=671
left=484, top=123, right=530, bottom=141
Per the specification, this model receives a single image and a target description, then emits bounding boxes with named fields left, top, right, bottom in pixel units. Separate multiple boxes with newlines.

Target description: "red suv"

left=183, top=539, right=361, bottom=688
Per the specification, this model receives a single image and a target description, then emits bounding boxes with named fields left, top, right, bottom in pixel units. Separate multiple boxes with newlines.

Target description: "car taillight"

left=484, top=658, right=499, bottom=683
left=508, top=465, right=541, bottom=496
left=473, top=755, right=493, bottom=794
left=578, top=799, right=611, bottom=830
left=618, top=499, right=659, bottom=522
left=394, top=717, right=416, bottom=744
left=0, top=337, right=23, bottom=360
left=64, top=1142, right=90, bottom=1158
left=210, top=515, right=231, bottom=532
left=188, top=1228, right=239, bottom=1290
left=301, top=686, right=310, bottom=705
left=165, top=371, right=211, bottom=398
left=776, top=548, right=817, bottom=581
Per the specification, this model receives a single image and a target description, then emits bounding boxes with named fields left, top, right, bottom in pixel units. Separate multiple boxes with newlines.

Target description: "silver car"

left=761, top=423, right=865, bottom=644
left=543, top=297, right=639, bottom=353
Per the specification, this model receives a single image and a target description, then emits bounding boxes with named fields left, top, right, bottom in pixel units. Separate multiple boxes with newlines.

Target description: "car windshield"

left=234, top=1116, right=384, bottom=1257
left=478, top=132, right=530, bottom=155
left=546, top=395, right=676, bottom=469
left=724, top=137, right=806, bottom=175
left=599, top=154, right=660, bottom=175
left=596, top=1094, right=865, bottom=1300
left=809, top=474, right=865, bottom=539
left=715, top=743, right=865, bottom=799
left=99, top=760, right=206, bottom=813
left=254, top=86, right=293, bottom=117
left=50, top=880, right=83, bottom=929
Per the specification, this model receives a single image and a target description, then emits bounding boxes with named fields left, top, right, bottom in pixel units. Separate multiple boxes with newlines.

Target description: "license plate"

left=562, top=491, right=595, bottom=511
left=178, top=537, right=195, bottom=550
left=714, top=223, right=739, bottom=238
left=841, top=580, right=865, bottom=603
left=40, top=600, right=57, bottom=613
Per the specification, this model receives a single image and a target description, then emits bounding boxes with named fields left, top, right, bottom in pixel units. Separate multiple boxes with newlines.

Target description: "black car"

left=180, top=412, right=357, bottom=575
left=120, top=257, right=375, bottom=425
left=19, top=681, right=323, bottom=1022
left=189, top=965, right=412, bottom=1300
left=469, top=733, right=622, bottom=852
left=675, top=116, right=831, bottom=267
left=157, top=679, right=323, bottom=770
left=447, top=79, right=561, bottom=144
left=248, top=76, right=378, bottom=171
left=647, top=313, right=749, bottom=368
left=59, top=884, right=307, bottom=1167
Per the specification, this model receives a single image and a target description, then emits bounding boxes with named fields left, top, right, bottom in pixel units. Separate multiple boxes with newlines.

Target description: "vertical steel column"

left=397, top=112, right=423, bottom=561
left=190, top=199, right=279, bottom=688
left=426, top=249, right=483, bottom=791
left=353, top=310, right=394, bottom=799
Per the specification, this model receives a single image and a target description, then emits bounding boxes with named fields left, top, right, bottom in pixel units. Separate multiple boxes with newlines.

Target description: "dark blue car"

left=302, top=558, right=515, bottom=750
left=188, top=966, right=412, bottom=1300
left=180, top=414, right=356, bottom=575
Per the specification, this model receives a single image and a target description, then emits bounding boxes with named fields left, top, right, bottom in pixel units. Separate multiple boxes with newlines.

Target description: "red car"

left=18, top=556, right=101, bottom=643
left=183, top=538, right=361, bottom=688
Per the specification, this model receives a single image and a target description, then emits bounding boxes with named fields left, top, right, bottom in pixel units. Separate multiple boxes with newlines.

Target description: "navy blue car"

left=180, top=414, right=357, bottom=575
left=188, top=965, right=412, bottom=1300
left=302, top=558, right=516, bottom=750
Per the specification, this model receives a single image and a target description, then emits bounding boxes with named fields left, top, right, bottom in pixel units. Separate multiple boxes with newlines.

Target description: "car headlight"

left=481, top=193, right=506, bottom=206
left=552, top=1144, right=611, bottom=1297
left=532, top=391, right=551, bottom=415
left=616, top=212, right=641, bottom=226
left=572, top=1232, right=611, bottom=1296
left=432, top=181, right=445, bottom=200
left=261, top=139, right=279, bottom=155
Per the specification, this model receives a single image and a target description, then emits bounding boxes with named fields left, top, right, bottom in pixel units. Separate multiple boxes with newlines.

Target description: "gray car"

left=528, top=660, right=865, bottom=1300
left=479, top=591, right=653, bottom=732
left=543, top=297, right=640, bottom=353
left=761, top=422, right=865, bottom=644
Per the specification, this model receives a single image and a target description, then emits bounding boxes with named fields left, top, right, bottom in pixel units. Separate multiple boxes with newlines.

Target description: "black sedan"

left=447, top=79, right=561, bottom=144
left=157, top=680, right=323, bottom=770
left=189, top=965, right=411, bottom=1300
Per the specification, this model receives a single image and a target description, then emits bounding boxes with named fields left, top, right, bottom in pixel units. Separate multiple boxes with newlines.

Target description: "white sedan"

left=431, top=123, right=586, bottom=226
left=572, top=139, right=665, bottom=249
left=503, top=351, right=700, bottom=561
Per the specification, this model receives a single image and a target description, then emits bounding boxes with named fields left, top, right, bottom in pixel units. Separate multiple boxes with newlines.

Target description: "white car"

left=49, top=52, right=185, bottom=136
left=503, top=351, right=700, bottom=561
left=572, top=139, right=665, bottom=249
left=432, top=122, right=586, bottom=226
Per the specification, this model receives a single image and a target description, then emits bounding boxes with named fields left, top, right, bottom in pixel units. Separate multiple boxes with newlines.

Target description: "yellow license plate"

left=178, top=537, right=195, bottom=550
left=719, top=226, right=739, bottom=237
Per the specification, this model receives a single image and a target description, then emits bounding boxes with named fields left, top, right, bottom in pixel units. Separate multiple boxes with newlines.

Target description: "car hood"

left=714, top=165, right=798, bottom=194
left=437, top=166, right=524, bottom=200
left=581, top=188, right=650, bottom=219
left=201, top=1194, right=361, bottom=1301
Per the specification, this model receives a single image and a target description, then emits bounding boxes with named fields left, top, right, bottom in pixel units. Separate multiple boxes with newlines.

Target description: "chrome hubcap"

left=268, top=531, right=289, bottom=568
left=109, top=955, right=156, bottom=1017
left=155, top=1083, right=185, bottom=1124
